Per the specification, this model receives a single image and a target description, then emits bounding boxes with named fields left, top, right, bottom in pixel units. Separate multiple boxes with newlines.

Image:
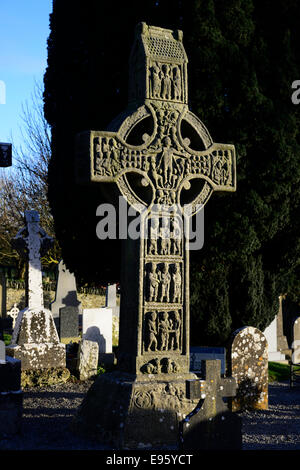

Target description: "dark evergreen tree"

left=44, top=0, right=300, bottom=345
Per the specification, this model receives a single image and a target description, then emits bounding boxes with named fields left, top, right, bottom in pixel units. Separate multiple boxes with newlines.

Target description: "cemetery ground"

left=2, top=289, right=300, bottom=452
left=0, top=361, right=299, bottom=451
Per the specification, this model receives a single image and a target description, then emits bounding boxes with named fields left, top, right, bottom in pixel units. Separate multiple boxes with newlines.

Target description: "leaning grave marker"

left=74, top=23, right=236, bottom=449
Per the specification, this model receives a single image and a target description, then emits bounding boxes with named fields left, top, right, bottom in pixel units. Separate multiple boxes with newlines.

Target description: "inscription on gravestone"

left=75, top=23, right=236, bottom=449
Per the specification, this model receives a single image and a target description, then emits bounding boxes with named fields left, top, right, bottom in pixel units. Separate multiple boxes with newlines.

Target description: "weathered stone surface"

left=77, top=339, right=99, bottom=381
left=7, top=211, right=66, bottom=371
left=264, top=315, right=286, bottom=361
left=59, top=306, right=80, bottom=343
left=73, top=22, right=236, bottom=448
left=105, top=284, right=119, bottom=316
left=21, top=367, right=70, bottom=388
left=228, top=326, right=268, bottom=411
left=6, top=307, right=66, bottom=370
left=181, top=360, right=242, bottom=450
left=50, top=260, right=81, bottom=318
left=74, top=370, right=199, bottom=449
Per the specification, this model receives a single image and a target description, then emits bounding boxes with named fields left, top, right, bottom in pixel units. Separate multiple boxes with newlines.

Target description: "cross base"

left=6, top=307, right=66, bottom=370
left=74, top=371, right=199, bottom=449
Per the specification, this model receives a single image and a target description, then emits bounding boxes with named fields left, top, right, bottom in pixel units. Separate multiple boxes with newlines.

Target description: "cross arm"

left=183, top=142, right=236, bottom=193
left=76, top=130, right=150, bottom=185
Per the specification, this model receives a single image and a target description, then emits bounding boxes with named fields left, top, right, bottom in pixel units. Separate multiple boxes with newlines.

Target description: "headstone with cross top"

left=182, top=359, right=242, bottom=450
left=12, top=211, right=53, bottom=310
left=76, top=22, right=236, bottom=377
left=6, top=211, right=66, bottom=371
left=75, top=23, right=236, bottom=448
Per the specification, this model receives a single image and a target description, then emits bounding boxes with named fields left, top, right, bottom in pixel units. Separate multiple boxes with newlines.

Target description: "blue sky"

left=0, top=0, right=52, bottom=154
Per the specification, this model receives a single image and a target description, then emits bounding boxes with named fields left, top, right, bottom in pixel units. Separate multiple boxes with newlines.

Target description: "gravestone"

left=74, top=23, right=236, bottom=449
left=190, top=346, right=226, bottom=375
left=0, top=339, right=5, bottom=364
left=181, top=360, right=242, bottom=450
left=6, top=211, right=66, bottom=371
left=292, top=316, right=300, bottom=363
left=228, top=326, right=268, bottom=411
left=7, top=304, right=20, bottom=330
left=82, top=308, right=114, bottom=365
left=105, top=283, right=119, bottom=316
left=50, top=260, right=82, bottom=320
left=263, top=316, right=286, bottom=361
left=77, top=339, right=99, bottom=381
left=0, top=339, right=23, bottom=438
left=59, top=306, right=80, bottom=344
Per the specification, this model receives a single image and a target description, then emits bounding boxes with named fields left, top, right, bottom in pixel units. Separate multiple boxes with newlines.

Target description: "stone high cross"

left=12, top=211, right=53, bottom=310
left=75, top=23, right=236, bottom=448
left=77, top=23, right=236, bottom=377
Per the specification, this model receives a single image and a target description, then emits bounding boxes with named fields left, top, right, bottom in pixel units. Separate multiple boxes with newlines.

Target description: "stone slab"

left=0, top=356, right=21, bottom=392
left=59, top=305, right=79, bottom=342
left=74, top=371, right=199, bottom=449
left=6, top=343, right=66, bottom=371
left=190, top=346, right=226, bottom=375
left=0, top=390, right=23, bottom=438
left=228, top=326, right=268, bottom=411
left=77, top=339, right=99, bottom=381
left=82, top=308, right=113, bottom=355
left=181, top=360, right=242, bottom=450
left=51, top=260, right=81, bottom=318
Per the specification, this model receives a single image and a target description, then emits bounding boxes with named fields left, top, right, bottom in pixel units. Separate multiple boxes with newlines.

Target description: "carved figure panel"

left=145, top=262, right=183, bottom=304
left=144, top=309, right=182, bottom=354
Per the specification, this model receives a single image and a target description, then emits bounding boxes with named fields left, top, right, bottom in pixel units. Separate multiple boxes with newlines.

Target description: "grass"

left=268, top=361, right=290, bottom=382
left=3, top=333, right=11, bottom=346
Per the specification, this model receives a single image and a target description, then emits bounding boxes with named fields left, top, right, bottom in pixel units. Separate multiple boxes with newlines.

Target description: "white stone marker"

left=7, top=211, right=66, bottom=370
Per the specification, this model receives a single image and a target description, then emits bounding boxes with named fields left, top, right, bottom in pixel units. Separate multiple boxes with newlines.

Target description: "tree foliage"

left=0, top=83, right=60, bottom=276
left=44, top=0, right=300, bottom=345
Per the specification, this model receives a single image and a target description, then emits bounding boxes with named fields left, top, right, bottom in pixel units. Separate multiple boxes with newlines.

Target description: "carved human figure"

left=160, top=217, right=171, bottom=255
left=212, top=159, right=222, bottom=184
left=151, top=63, right=161, bottom=98
left=172, top=264, right=182, bottom=303
left=95, top=137, right=105, bottom=174
left=158, top=311, right=171, bottom=351
left=172, top=310, right=181, bottom=351
left=148, top=263, right=159, bottom=302
left=159, top=263, right=171, bottom=303
left=110, top=139, right=120, bottom=173
left=146, top=311, right=158, bottom=352
left=161, top=64, right=172, bottom=100
left=171, top=217, right=182, bottom=255
left=159, top=136, right=174, bottom=186
left=148, top=217, right=159, bottom=255
left=173, top=66, right=182, bottom=101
